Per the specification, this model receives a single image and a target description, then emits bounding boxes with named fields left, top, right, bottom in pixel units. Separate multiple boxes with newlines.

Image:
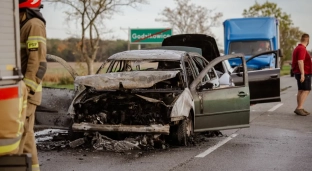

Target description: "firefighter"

left=0, top=81, right=28, bottom=155
left=18, top=0, right=47, bottom=170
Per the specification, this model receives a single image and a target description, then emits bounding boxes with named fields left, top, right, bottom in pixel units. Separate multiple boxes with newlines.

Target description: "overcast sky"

left=41, top=0, right=312, bottom=48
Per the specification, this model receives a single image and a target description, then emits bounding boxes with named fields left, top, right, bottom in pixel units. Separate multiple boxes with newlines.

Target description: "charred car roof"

left=108, top=49, right=187, bottom=61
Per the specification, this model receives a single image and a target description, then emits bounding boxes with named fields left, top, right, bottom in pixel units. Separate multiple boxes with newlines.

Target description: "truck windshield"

left=229, top=41, right=271, bottom=55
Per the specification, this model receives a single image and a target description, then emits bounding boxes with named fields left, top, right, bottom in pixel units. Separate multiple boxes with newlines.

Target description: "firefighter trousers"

left=18, top=102, right=40, bottom=171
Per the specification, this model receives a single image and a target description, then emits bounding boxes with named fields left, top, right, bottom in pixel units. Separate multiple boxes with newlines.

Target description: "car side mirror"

left=197, top=82, right=214, bottom=91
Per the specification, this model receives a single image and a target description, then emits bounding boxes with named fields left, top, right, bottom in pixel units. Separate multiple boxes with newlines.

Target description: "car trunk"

left=162, top=34, right=223, bottom=71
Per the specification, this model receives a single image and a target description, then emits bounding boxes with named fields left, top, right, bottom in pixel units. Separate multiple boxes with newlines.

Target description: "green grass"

left=281, top=65, right=291, bottom=76
left=43, top=82, right=75, bottom=89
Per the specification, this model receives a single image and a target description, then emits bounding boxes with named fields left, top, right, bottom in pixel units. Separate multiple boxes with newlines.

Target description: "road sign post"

left=129, top=28, right=172, bottom=45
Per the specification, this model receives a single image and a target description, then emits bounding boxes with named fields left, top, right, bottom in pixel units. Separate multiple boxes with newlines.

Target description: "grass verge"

left=43, top=82, right=74, bottom=89
left=281, top=65, right=291, bottom=76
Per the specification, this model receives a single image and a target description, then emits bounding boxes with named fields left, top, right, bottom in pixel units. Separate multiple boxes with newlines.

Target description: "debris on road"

left=281, top=86, right=292, bottom=92
left=203, top=131, right=223, bottom=137
left=92, top=133, right=140, bottom=152
left=69, top=138, right=85, bottom=148
left=35, top=129, right=68, bottom=143
left=35, top=128, right=223, bottom=152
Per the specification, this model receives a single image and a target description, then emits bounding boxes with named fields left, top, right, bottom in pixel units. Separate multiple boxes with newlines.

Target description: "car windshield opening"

left=106, top=60, right=181, bottom=73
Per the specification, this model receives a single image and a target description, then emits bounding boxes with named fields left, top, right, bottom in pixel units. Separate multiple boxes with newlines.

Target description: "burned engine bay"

left=64, top=71, right=188, bottom=151
left=74, top=90, right=180, bottom=125
left=73, top=71, right=185, bottom=128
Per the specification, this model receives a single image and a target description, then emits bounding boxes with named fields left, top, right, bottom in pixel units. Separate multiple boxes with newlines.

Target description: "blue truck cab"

left=223, top=17, right=279, bottom=70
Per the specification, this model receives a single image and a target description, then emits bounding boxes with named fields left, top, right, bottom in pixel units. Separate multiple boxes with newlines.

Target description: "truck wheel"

left=172, top=116, right=193, bottom=146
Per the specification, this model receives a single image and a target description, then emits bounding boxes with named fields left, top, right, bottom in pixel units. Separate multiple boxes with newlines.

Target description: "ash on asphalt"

left=35, top=129, right=225, bottom=154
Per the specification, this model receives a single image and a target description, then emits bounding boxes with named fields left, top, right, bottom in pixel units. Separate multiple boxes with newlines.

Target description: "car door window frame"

left=183, top=56, right=197, bottom=87
left=190, top=54, right=247, bottom=92
left=190, top=56, right=209, bottom=82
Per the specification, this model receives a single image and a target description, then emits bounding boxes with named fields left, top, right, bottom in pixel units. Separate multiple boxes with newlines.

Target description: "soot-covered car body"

left=66, top=49, right=250, bottom=145
left=36, top=34, right=281, bottom=146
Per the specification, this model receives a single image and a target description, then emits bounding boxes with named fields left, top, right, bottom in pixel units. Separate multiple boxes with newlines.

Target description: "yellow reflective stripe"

left=18, top=96, right=23, bottom=118
left=0, top=139, right=21, bottom=154
left=23, top=78, right=38, bottom=92
left=17, top=96, right=25, bottom=137
left=23, top=100, right=27, bottom=108
left=16, top=120, right=23, bottom=137
left=21, top=43, right=27, bottom=48
left=32, top=164, right=40, bottom=171
left=28, top=36, right=46, bottom=40
left=36, top=83, right=42, bottom=92
left=28, top=36, right=46, bottom=44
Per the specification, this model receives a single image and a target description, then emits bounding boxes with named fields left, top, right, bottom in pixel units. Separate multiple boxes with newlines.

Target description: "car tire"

left=171, top=116, right=194, bottom=146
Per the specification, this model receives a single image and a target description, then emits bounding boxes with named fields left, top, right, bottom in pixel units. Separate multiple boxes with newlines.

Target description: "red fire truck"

left=0, top=0, right=32, bottom=170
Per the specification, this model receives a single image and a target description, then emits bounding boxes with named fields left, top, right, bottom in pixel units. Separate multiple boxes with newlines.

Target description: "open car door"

left=231, top=50, right=281, bottom=104
left=190, top=54, right=250, bottom=132
left=162, top=34, right=281, bottom=105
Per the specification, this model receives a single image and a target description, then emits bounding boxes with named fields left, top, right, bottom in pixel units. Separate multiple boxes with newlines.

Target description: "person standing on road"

left=292, top=33, right=311, bottom=116
left=18, top=0, right=47, bottom=170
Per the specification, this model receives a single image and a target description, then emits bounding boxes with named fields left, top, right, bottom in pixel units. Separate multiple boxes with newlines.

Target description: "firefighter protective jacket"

left=0, top=81, right=27, bottom=155
left=20, top=17, right=47, bottom=105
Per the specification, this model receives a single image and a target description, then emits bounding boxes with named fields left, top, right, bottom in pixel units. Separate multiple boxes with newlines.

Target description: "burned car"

left=61, top=49, right=251, bottom=146
left=36, top=34, right=281, bottom=147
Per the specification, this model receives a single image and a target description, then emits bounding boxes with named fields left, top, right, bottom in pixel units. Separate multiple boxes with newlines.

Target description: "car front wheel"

left=171, top=116, right=194, bottom=146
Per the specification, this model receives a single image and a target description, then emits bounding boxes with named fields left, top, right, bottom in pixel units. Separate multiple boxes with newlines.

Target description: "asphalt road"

left=37, top=75, right=312, bottom=171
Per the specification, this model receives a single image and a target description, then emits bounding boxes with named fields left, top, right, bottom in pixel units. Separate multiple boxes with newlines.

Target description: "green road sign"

left=130, top=28, right=172, bottom=44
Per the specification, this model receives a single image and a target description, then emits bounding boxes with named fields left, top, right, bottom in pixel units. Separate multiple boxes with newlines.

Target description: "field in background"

left=280, top=65, right=291, bottom=76
left=43, top=62, right=103, bottom=89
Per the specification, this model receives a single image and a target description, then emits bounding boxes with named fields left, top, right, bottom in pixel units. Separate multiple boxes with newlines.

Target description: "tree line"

left=47, top=0, right=310, bottom=72
left=47, top=37, right=311, bottom=63
left=47, top=38, right=159, bottom=62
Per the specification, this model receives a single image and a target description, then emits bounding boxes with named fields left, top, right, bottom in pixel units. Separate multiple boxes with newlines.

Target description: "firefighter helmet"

left=19, top=0, right=42, bottom=9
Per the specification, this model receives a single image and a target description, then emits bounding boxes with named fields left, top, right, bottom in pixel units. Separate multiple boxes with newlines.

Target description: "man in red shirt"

left=292, top=33, right=311, bottom=116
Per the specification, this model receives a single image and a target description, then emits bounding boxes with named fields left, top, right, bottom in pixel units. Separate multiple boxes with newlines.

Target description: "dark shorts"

left=295, top=74, right=311, bottom=91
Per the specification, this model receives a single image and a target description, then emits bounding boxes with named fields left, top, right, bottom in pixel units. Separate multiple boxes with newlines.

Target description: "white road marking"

left=268, top=103, right=284, bottom=112
left=195, top=134, right=238, bottom=158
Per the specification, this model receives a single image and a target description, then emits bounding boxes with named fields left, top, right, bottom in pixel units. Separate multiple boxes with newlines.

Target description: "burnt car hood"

left=74, top=71, right=180, bottom=91
left=162, top=34, right=220, bottom=62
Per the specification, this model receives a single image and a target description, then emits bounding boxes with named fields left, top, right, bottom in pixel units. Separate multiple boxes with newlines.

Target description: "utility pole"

left=120, top=27, right=130, bottom=50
